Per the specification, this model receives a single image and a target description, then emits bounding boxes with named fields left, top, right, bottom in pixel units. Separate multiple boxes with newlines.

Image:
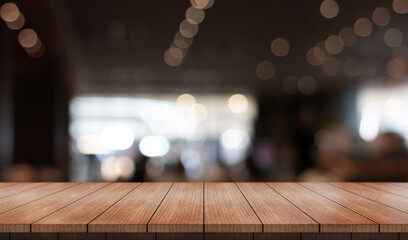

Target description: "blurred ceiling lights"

left=320, top=0, right=339, bottom=19
left=164, top=0, right=214, bottom=67
left=0, top=2, right=45, bottom=58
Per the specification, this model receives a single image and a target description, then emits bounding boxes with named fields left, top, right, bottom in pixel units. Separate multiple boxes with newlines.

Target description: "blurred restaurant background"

left=1, top=0, right=408, bottom=182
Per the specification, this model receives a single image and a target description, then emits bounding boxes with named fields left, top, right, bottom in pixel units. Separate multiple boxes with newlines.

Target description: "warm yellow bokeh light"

left=325, top=35, right=344, bottom=54
left=354, top=18, right=373, bottom=37
left=186, top=7, right=205, bottom=24
left=18, top=28, right=38, bottom=48
left=0, top=2, right=19, bottom=22
left=372, top=7, right=391, bottom=26
left=179, top=19, right=199, bottom=38
left=177, top=94, right=196, bottom=108
left=228, top=94, right=248, bottom=114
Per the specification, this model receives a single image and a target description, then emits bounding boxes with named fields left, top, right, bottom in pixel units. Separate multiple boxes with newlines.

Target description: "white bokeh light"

left=99, top=125, right=135, bottom=151
left=139, top=136, right=170, bottom=157
left=221, top=129, right=250, bottom=150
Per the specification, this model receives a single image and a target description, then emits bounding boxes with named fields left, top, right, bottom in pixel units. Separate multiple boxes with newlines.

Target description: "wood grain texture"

left=0, top=182, right=17, bottom=189
left=107, top=233, right=155, bottom=240
left=361, top=183, right=408, bottom=198
left=0, top=183, right=77, bottom=214
left=148, top=182, right=202, bottom=232
left=32, top=183, right=139, bottom=232
left=302, top=183, right=408, bottom=232
left=0, top=183, right=107, bottom=232
left=90, top=182, right=172, bottom=232
left=331, top=183, right=408, bottom=213
left=237, top=183, right=318, bottom=232
left=0, top=183, right=48, bottom=199
left=254, top=233, right=300, bottom=240
left=268, top=183, right=377, bottom=232
left=205, top=182, right=262, bottom=233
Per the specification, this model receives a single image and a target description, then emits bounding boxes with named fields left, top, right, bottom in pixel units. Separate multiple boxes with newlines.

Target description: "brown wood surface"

left=0, top=183, right=77, bottom=214
left=0, top=183, right=107, bottom=232
left=32, top=183, right=139, bottom=232
left=268, top=183, right=377, bottom=232
left=90, top=182, right=172, bottom=233
left=331, top=183, right=408, bottom=213
left=205, top=182, right=262, bottom=232
left=148, top=182, right=202, bottom=232
left=237, top=182, right=318, bottom=232
left=0, top=183, right=48, bottom=200
left=361, top=182, right=408, bottom=198
left=302, top=183, right=408, bottom=232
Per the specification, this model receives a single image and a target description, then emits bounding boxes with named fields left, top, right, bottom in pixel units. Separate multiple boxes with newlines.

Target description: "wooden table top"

left=0, top=182, right=407, bottom=234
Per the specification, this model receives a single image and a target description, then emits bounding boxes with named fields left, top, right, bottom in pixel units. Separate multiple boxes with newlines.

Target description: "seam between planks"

left=359, top=183, right=408, bottom=199
left=235, top=182, right=264, bottom=232
left=85, top=183, right=143, bottom=232
left=0, top=183, right=50, bottom=201
left=0, top=182, right=82, bottom=219
left=265, top=183, right=321, bottom=232
left=299, top=183, right=380, bottom=232
left=30, top=183, right=113, bottom=232
left=146, top=182, right=174, bottom=233
left=327, top=183, right=408, bottom=216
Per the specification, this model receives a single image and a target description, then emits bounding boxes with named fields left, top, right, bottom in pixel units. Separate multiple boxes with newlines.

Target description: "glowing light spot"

left=256, top=60, right=275, bottom=80
left=99, top=125, right=135, bottom=151
left=306, top=47, right=326, bottom=66
left=76, top=135, right=109, bottom=155
left=270, top=38, right=290, bottom=57
left=139, top=136, right=170, bottom=157
left=228, top=94, right=248, bottom=114
left=320, top=0, right=339, bottom=19
left=6, top=12, right=24, bottom=30
left=18, top=28, right=38, bottom=48
left=186, top=7, right=205, bottom=24
left=324, top=35, right=344, bottom=54
left=101, top=156, right=135, bottom=181
left=188, top=103, right=208, bottom=123
left=181, top=149, right=201, bottom=170
left=359, top=105, right=380, bottom=142
left=164, top=47, right=184, bottom=67
left=393, top=0, right=408, bottom=14
left=372, top=7, right=391, bottom=26
left=0, top=2, right=19, bottom=22
left=190, top=0, right=214, bottom=9
left=176, top=94, right=196, bottom=108
left=385, top=98, right=402, bottom=118
left=221, top=129, right=250, bottom=150
left=387, top=58, right=406, bottom=78
left=354, top=18, right=373, bottom=37
left=384, top=28, right=403, bottom=47
left=179, top=19, right=199, bottom=38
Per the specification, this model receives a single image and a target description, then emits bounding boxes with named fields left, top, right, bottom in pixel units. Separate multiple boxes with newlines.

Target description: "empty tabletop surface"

left=0, top=182, right=407, bottom=233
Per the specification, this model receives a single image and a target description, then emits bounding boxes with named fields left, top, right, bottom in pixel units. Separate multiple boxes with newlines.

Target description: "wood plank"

left=0, top=183, right=48, bottom=199
left=148, top=182, right=202, bottom=232
left=361, top=183, right=408, bottom=198
left=0, top=183, right=77, bottom=214
left=32, top=183, right=139, bottom=232
left=391, top=183, right=408, bottom=188
left=89, top=182, right=172, bottom=232
left=351, top=233, right=398, bottom=240
left=205, top=182, right=262, bottom=233
left=107, top=233, right=155, bottom=240
left=0, top=183, right=108, bottom=232
left=302, top=183, right=408, bottom=232
left=268, top=183, right=377, bottom=232
left=0, top=182, right=17, bottom=189
left=237, top=183, right=318, bottom=232
left=331, top=183, right=408, bottom=213
left=254, top=233, right=300, bottom=240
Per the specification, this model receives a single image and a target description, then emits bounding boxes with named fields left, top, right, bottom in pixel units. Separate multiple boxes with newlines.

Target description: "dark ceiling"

left=10, top=0, right=408, bottom=94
